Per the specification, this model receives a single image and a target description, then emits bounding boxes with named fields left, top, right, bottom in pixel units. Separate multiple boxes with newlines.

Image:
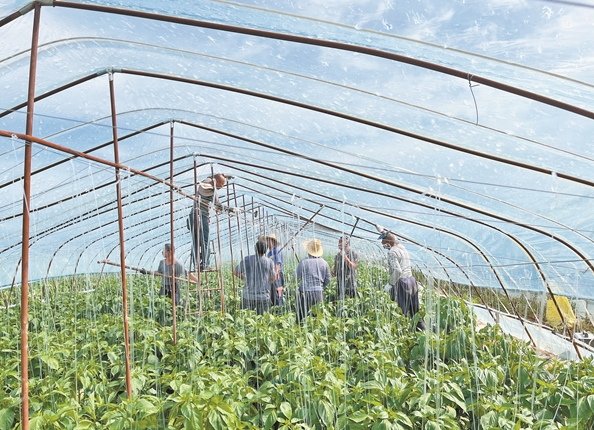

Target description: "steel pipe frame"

left=176, top=122, right=594, bottom=275
left=108, top=73, right=132, bottom=398
left=20, top=133, right=579, bottom=330
left=129, top=69, right=594, bottom=190
left=0, top=153, right=197, bottom=229
left=0, top=121, right=169, bottom=191
left=199, top=156, right=593, bottom=288
left=4, top=112, right=592, bottom=281
left=169, top=122, right=178, bottom=344
left=204, top=158, right=552, bottom=282
left=23, top=1, right=591, bottom=123
left=5, top=69, right=594, bottom=198
left=0, top=127, right=588, bottom=302
left=2, top=4, right=593, bottom=285
left=20, top=4, right=41, bottom=427
left=239, top=181, right=499, bottom=322
left=4, top=115, right=592, bottom=268
left=2, top=126, right=588, bottom=354
left=230, top=171, right=543, bottom=344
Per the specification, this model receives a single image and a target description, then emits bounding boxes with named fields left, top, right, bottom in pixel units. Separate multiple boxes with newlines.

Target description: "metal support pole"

left=210, top=165, right=225, bottom=313
left=108, top=72, right=132, bottom=398
left=349, top=217, right=360, bottom=237
left=226, top=182, right=236, bottom=296
left=193, top=158, right=202, bottom=316
left=242, top=195, right=251, bottom=255
left=276, top=206, right=324, bottom=254
left=20, top=5, right=41, bottom=426
left=169, top=122, right=177, bottom=345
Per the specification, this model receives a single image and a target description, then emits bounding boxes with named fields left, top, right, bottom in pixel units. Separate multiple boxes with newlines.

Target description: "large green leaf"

left=279, top=402, right=292, bottom=420
left=0, top=409, right=15, bottom=430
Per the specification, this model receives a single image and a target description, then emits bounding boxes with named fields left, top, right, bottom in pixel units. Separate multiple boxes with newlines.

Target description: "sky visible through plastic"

left=1, top=0, right=594, bottom=298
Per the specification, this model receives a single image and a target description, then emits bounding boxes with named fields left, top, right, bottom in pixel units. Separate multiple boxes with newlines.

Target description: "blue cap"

left=378, top=229, right=391, bottom=240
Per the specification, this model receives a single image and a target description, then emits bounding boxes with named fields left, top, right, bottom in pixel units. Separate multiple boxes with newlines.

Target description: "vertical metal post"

left=193, top=158, right=203, bottom=316
left=251, top=196, right=255, bottom=236
left=226, top=182, right=236, bottom=296
left=169, top=122, right=177, bottom=345
left=210, top=164, right=225, bottom=313
left=242, top=195, right=251, bottom=255
left=108, top=72, right=132, bottom=398
left=20, top=5, right=41, bottom=427
left=232, top=184, right=245, bottom=264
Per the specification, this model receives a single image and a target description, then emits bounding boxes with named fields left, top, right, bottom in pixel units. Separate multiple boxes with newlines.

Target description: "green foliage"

left=1, top=270, right=593, bottom=429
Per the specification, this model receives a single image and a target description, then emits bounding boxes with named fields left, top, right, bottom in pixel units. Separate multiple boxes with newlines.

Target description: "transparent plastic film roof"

left=1, top=0, right=594, bottom=298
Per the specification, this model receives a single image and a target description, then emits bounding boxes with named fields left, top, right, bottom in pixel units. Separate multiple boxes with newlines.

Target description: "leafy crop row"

left=1, top=266, right=594, bottom=429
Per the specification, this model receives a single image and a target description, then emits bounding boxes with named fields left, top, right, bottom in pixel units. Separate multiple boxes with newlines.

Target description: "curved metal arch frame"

left=2, top=65, right=593, bottom=275
left=32, top=0, right=594, bottom=122
left=0, top=127, right=588, bottom=292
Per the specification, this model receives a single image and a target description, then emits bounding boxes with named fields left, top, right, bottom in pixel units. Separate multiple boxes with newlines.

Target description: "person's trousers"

left=160, top=285, right=181, bottom=307
left=241, top=298, right=271, bottom=315
left=191, top=213, right=210, bottom=270
left=336, top=281, right=357, bottom=300
left=390, top=276, right=426, bottom=331
left=270, top=271, right=285, bottom=306
left=296, top=290, right=323, bottom=323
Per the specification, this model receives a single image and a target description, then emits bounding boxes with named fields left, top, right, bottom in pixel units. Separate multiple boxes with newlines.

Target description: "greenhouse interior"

left=2, top=0, right=594, bottom=428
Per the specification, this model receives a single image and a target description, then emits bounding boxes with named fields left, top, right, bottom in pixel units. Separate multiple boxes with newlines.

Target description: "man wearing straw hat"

left=295, top=238, right=331, bottom=323
left=233, top=240, right=276, bottom=315
left=266, top=233, right=285, bottom=306
left=378, top=226, right=426, bottom=331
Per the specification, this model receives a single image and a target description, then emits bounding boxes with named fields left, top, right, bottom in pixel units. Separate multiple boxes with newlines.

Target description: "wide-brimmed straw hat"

left=266, top=233, right=277, bottom=242
left=303, top=238, right=323, bottom=257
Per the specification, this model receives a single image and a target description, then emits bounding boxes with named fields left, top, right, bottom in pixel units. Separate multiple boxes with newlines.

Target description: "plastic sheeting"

left=1, top=1, right=594, bottom=298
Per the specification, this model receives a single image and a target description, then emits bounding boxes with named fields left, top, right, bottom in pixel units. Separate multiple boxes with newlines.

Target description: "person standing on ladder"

left=187, top=173, right=227, bottom=271
left=378, top=226, right=426, bottom=331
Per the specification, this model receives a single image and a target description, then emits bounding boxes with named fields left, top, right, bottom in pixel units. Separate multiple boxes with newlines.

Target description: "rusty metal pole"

left=276, top=206, right=324, bottom=254
left=226, top=182, right=236, bottom=296
left=349, top=217, right=360, bottom=237
left=20, top=4, right=41, bottom=427
left=232, top=184, right=245, bottom=264
left=210, top=164, right=225, bottom=313
left=169, top=122, right=177, bottom=345
left=242, top=195, right=251, bottom=256
left=193, top=157, right=203, bottom=316
left=108, top=71, right=132, bottom=398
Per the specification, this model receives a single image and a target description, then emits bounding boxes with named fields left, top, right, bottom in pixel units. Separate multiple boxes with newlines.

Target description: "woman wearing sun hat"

left=295, top=238, right=331, bottom=323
